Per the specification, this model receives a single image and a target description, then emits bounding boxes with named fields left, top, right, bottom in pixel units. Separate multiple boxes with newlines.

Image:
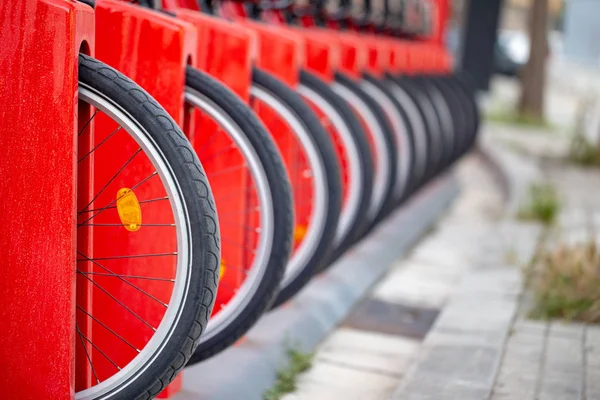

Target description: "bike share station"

left=0, top=0, right=492, bottom=398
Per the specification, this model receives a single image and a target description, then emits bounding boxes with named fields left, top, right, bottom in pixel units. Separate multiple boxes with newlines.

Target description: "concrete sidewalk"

left=284, top=128, right=600, bottom=400
left=284, top=152, right=516, bottom=400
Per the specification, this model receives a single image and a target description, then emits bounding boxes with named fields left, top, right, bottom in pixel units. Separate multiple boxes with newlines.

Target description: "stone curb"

left=478, top=132, right=543, bottom=215
left=175, top=173, right=460, bottom=400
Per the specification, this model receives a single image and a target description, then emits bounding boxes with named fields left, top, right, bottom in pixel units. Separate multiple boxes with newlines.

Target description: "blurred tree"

left=518, top=0, right=549, bottom=121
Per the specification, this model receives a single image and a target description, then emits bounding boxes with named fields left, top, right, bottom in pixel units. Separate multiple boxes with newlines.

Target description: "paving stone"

left=491, top=374, right=537, bottom=400
left=415, top=345, right=502, bottom=386
left=286, top=361, right=399, bottom=400
left=538, top=379, right=582, bottom=400
left=427, top=327, right=507, bottom=348
left=457, top=266, right=522, bottom=299
left=342, top=298, right=439, bottom=338
left=549, top=321, right=585, bottom=339
left=586, top=367, right=600, bottom=399
left=314, top=328, right=419, bottom=376
left=545, top=336, right=584, bottom=371
left=585, top=326, right=600, bottom=369
left=434, top=296, right=516, bottom=334
left=371, top=268, right=453, bottom=308
left=513, top=320, right=548, bottom=336
left=392, top=370, right=491, bottom=400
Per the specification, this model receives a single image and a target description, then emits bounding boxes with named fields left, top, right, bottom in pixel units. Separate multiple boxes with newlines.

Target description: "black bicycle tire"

left=249, top=67, right=342, bottom=308
left=78, top=54, right=220, bottom=400
left=362, top=73, right=416, bottom=208
left=298, top=70, right=375, bottom=266
left=334, top=72, right=398, bottom=236
left=390, top=75, right=443, bottom=186
left=184, top=67, right=294, bottom=363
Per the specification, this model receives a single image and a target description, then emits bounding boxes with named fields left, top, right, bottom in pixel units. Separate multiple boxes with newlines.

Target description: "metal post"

left=460, top=0, right=504, bottom=91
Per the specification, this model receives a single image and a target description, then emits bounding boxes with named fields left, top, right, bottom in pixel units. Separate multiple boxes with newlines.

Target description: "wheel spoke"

left=77, top=171, right=158, bottom=224
left=79, top=126, right=123, bottom=163
left=78, top=223, right=175, bottom=227
left=76, top=324, right=100, bottom=385
left=77, top=251, right=169, bottom=307
left=78, top=272, right=175, bottom=282
left=77, top=306, right=141, bottom=353
left=79, top=109, right=99, bottom=137
left=78, top=196, right=169, bottom=214
left=77, top=252, right=177, bottom=261
left=80, top=148, right=143, bottom=213
left=76, top=270, right=157, bottom=332
left=77, top=324, right=121, bottom=371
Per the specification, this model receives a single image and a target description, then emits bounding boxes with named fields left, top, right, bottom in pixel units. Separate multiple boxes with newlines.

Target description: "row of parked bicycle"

left=3, top=0, right=478, bottom=398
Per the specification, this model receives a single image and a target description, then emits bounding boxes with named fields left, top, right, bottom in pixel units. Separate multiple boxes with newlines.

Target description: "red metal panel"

left=336, top=32, right=367, bottom=80
left=292, top=28, right=339, bottom=83
left=172, top=9, right=256, bottom=101
left=95, top=0, right=197, bottom=124
left=426, top=0, right=449, bottom=46
left=0, top=0, right=94, bottom=398
left=242, top=21, right=304, bottom=87
left=364, top=36, right=390, bottom=78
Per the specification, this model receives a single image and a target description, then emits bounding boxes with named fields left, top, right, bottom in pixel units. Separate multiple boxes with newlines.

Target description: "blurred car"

left=493, top=30, right=530, bottom=77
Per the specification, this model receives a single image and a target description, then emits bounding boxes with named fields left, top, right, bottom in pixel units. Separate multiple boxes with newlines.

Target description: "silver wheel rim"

left=360, top=80, right=412, bottom=201
left=297, top=84, right=363, bottom=246
left=184, top=88, right=274, bottom=342
left=250, top=85, right=328, bottom=286
left=76, top=85, right=191, bottom=400
left=332, top=82, right=391, bottom=220
left=390, top=83, right=428, bottom=186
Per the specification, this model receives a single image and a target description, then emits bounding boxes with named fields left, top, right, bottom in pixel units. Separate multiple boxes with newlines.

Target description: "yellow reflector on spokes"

left=116, top=188, right=142, bottom=232
left=294, top=225, right=307, bottom=242
left=220, top=259, right=226, bottom=280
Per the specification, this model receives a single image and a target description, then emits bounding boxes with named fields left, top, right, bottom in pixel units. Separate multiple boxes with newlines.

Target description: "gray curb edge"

left=175, top=173, right=460, bottom=400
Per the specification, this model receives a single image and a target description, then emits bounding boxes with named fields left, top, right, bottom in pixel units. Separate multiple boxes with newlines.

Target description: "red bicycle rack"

left=0, top=1, right=94, bottom=398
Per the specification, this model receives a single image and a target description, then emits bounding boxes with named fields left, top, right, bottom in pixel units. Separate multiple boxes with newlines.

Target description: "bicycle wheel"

left=427, top=75, right=470, bottom=164
left=333, top=72, right=397, bottom=233
left=391, top=75, right=444, bottom=185
left=411, top=76, right=455, bottom=171
left=76, top=54, right=219, bottom=399
left=183, top=68, right=293, bottom=363
left=361, top=73, right=415, bottom=207
left=250, top=68, right=342, bottom=307
left=384, top=74, right=430, bottom=197
left=298, top=70, right=374, bottom=263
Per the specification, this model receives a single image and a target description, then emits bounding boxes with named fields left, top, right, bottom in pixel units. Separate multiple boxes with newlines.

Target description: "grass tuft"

left=487, top=110, right=553, bottom=130
left=529, top=239, right=600, bottom=322
left=517, top=183, right=560, bottom=226
left=263, top=348, right=314, bottom=400
left=568, top=133, right=600, bottom=167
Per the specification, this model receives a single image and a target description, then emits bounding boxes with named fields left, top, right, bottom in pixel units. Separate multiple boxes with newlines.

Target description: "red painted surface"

left=242, top=20, right=304, bottom=87
left=172, top=9, right=256, bottom=101
left=427, top=0, right=449, bottom=47
left=0, top=0, right=94, bottom=398
left=364, top=36, right=390, bottom=78
left=96, top=0, right=196, bottom=123
left=337, top=32, right=367, bottom=80
left=293, top=28, right=338, bottom=83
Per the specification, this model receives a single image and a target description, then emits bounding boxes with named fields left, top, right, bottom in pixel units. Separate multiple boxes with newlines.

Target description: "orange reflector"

left=220, top=259, right=226, bottom=280
left=294, top=225, right=307, bottom=242
left=116, top=188, right=142, bottom=232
